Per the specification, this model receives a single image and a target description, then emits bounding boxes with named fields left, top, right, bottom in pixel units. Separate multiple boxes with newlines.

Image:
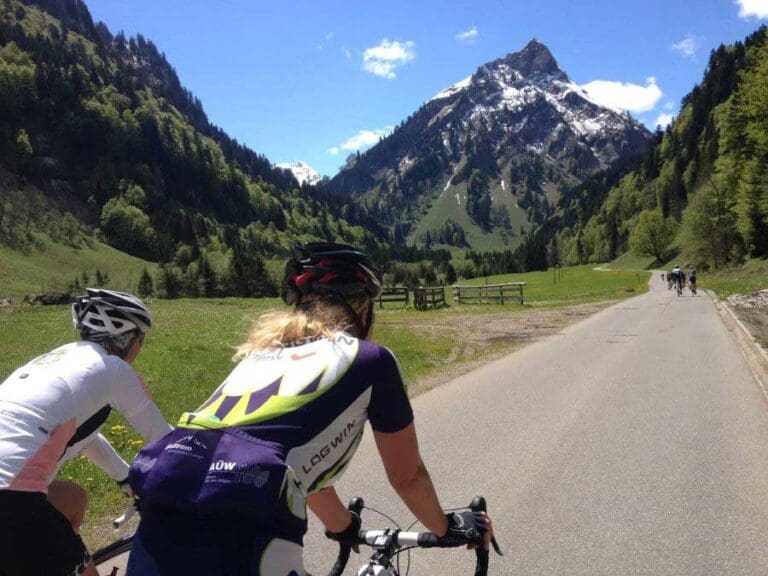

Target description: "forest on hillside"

left=547, top=26, right=768, bottom=270
left=0, top=0, right=384, bottom=297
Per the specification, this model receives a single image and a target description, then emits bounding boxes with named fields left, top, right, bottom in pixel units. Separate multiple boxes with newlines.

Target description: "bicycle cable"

left=399, top=506, right=465, bottom=575
left=360, top=505, right=469, bottom=575
left=361, top=504, right=401, bottom=531
left=360, top=504, right=405, bottom=574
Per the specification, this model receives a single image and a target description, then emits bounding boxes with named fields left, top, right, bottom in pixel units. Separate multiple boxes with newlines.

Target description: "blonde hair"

left=234, top=296, right=370, bottom=361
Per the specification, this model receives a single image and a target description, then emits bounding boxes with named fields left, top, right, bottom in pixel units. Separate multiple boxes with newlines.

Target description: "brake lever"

left=491, top=536, right=503, bottom=556
left=348, top=497, right=365, bottom=553
left=470, top=496, right=503, bottom=555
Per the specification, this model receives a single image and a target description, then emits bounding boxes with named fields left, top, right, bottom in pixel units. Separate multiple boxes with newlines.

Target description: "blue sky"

left=86, top=0, right=768, bottom=177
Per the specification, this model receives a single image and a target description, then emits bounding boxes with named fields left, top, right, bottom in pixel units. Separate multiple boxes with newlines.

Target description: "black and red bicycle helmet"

left=281, top=242, right=383, bottom=306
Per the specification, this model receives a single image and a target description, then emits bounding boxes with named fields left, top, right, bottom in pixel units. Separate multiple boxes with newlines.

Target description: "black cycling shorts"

left=0, top=490, right=89, bottom=576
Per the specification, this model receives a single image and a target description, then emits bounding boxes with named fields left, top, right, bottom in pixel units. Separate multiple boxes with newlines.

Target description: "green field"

left=455, top=265, right=649, bottom=306
left=0, top=264, right=649, bottom=545
left=698, top=258, right=768, bottom=299
left=607, top=252, right=656, bottom=271
left=0, top=235, right=157, bottom=298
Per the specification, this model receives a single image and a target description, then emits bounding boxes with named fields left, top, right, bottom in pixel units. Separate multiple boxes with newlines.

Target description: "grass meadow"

left=697, top=258, right=768, bottom=299
left=0, top=236, right=156, bottom=298
left=0, top=265, right=649, bottom=545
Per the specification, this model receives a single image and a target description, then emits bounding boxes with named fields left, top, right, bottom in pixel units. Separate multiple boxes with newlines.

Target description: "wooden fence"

left=452, top=282, right=526, bottom=305
left=378, top=287, right=409, bottom=308
left=413, top=286, right=446, bottom=310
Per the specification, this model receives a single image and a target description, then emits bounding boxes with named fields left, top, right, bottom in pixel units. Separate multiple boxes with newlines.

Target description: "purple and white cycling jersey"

left=129, top=332, right=413, bottom=544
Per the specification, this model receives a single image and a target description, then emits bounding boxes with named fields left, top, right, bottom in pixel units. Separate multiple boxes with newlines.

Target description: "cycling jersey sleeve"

left=81, top=433, right=130, bottom=481
left=367, top=347, right=414, bottom=434
left=108, top=360, right=172, bottom=444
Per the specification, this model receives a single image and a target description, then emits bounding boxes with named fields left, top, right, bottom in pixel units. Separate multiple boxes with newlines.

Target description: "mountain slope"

left=326, top=40, right=651, bottom=250
left=0, top=0, right=379, bottom=275
left=548, top=26, right=768, bottom=269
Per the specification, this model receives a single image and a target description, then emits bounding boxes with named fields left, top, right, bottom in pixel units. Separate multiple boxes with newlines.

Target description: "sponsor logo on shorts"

left=204, top=460, right=270, bottom=487
left=165, top=435, right=208, bottom=459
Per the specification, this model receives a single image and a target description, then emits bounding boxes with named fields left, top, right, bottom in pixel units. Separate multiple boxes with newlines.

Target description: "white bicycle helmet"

left=72, top=288, right=152, bottom=339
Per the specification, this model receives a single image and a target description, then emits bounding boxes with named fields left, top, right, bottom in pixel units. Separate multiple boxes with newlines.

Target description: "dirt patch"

left=727, top=290, right=768, bottom=351
left=404, top=301, right=614, bottom=397
left=727, top=289, right=768, bottom=309
left=731, top=307, right=768, bottom=351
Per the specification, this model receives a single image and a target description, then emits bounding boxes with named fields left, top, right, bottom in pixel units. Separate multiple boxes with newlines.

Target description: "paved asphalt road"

left=303, top=275, right=768, bottom=575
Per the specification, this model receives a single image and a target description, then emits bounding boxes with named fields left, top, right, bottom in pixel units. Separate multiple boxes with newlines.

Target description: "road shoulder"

left=714, top=293, right=768, bottom=405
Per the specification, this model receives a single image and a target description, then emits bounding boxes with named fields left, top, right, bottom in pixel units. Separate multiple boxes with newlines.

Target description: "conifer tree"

left=137, top=267, right=154, bottom=298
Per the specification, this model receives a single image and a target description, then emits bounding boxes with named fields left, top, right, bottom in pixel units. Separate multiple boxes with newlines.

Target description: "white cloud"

left=325, top=32, right=334, bottom=41
left=653, top=112, right=675, bottom=128
left=343, top=48, right=352, bottom=60
left=671, top=35, right=697, bottom=58
left=664, top=102, right=675, bottom=110
left=579, top=76, right=663, bottom=113
left=736, top=0, right=768, bottom=18
left=455, top=26, right=479, bottom=43
left=362, top=39, right=415, bottom=79
left=327, top=126, right=394, bottom=155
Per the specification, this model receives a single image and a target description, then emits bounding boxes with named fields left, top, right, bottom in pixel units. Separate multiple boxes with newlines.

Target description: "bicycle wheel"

left=93, top=535, right=133, bottom=575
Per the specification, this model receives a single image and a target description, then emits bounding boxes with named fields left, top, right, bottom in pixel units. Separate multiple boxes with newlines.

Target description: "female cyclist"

left=127, top=242, right=492, bottom=575
left=0, top=289, right=171, bottom=576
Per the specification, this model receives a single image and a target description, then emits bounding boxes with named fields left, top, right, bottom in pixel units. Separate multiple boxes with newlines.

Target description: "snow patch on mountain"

left=275, top=161, right=323, bottom=186
left=429, top=75, right=472, bottom=102
left=420, top=42, right=648, bottom=168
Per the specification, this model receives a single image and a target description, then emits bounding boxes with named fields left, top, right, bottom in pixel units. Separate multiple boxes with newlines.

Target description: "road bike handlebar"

left=328, top=497, right=364, bottom=576
left=327, top=496, right=500, bottom=576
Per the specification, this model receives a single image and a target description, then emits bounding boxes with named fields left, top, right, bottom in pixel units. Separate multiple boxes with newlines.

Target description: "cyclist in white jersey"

left=0, top=289, right=171, bottom=576
left=127, top=243, right=493, bottom=575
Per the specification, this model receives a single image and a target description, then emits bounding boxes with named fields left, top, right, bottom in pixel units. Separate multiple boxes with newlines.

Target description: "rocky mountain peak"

left=276, top=161, right=322, bottom=186
left=327, top=39, right=651, bottom=250
left=500, top=38, right=565, bottom=80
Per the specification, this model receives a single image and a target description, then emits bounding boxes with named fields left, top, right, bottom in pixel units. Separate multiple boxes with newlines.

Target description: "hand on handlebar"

left=324, top=510, right=362, bottom=551
left=445, top=510, right=487, bottom=547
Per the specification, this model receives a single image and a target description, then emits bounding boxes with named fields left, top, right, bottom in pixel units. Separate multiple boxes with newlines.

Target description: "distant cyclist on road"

left=126, top=242, right=493, bottom=575
left=689, top=267, right=697, bottom=295
left=671, top=265, right=684, bottom=296
left=0, top=289, right=171, bottom=576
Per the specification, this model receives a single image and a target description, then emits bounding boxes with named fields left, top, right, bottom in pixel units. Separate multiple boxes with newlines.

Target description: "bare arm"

left=374, top=423, right=448, bottom=536
left=306, top=486, right=352, bottom=533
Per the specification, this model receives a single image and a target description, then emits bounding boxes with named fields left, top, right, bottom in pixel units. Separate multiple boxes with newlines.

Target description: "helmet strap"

left=346, top=300, right=374, bottom=340
left=360, top=302, right=374, bottom=339
left=337, top=299, right=365, bottom=338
